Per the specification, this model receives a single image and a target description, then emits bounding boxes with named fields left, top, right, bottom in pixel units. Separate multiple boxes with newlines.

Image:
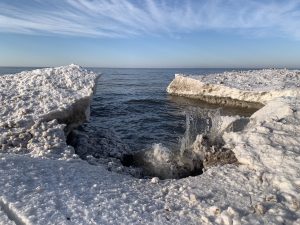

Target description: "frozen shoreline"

left=167, top=69, right=300, bottom=108
left=0, top=64, right=98, bottom=159
left=0, top=66, right=299, bottom=224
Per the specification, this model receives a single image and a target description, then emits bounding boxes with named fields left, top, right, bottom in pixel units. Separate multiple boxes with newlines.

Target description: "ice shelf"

left=167, top=69, right=300, bottom=108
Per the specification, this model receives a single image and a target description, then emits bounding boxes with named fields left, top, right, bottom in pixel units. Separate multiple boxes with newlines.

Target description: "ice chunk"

left=0, top=65, right=98, bottom=158
left=167, top=69, right=300, bottom=108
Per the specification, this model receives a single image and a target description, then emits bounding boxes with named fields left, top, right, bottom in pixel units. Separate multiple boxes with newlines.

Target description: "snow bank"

left=224, top=97, right=300, bottom=203
left=167, top=69, right=300, bottom=108
left=0, top=64, right=98, bottom=159
left=2, top=152, right=299, bottom=224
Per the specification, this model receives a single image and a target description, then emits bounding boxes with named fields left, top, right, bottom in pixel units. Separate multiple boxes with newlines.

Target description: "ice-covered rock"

left=0, top=64, right=98, bottom=159
left=167, top=69, right=300, bottom=108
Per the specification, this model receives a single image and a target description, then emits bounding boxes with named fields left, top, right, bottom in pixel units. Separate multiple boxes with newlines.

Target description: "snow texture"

left=167, top=69, right=300, bottom=108
left=0, top=64, right=98, bottom=159
left=0, top=66, right=300, bottom=225
left=224, top=97, right=300, bottom=205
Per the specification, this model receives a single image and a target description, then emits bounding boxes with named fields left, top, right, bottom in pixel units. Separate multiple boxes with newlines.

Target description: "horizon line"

left=0, top=65, right=299, bottom=70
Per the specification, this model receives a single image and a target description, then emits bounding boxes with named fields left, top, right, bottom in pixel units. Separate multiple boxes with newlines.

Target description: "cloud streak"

left=0, top=0, right=300, bottom=39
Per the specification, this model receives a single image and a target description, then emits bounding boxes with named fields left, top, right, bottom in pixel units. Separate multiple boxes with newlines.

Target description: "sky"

left=0, top=0, right=300, bottom=68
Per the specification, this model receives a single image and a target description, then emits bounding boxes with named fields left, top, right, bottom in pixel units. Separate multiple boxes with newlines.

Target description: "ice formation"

left=167, top=69, right=300, bottom=108
left=0, top=66, right=300, bottom=224
left=224, top=97, right=300, bottom=202
left=0, top=64, right=98, bottom=159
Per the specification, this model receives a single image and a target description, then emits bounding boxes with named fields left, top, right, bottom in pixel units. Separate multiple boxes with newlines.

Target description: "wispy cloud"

left=0, top=0, right=299, bottom=39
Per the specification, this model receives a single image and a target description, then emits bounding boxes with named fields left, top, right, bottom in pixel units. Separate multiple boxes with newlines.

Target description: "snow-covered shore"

left=167, top=69, right=300, bottom=108
left=0, top=66, right=300, bottom=224
left=0, top=64, right=98, bottom=159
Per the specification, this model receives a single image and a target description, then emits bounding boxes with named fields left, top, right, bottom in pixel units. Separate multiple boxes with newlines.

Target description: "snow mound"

left=224, top=97, right=300, bottom=202
left=167, top=69, right=300, bottom=107
left=0, top=64, right=98, bottom=159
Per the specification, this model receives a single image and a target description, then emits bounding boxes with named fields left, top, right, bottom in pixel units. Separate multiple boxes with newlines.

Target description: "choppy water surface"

left=88, top=68, right=255, bottom=152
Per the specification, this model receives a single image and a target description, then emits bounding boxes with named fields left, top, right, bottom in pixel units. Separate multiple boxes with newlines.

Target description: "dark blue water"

left=0, top=67, right=42, bottom=74
left=88, top=68, right=254, bottom=152
left=0, top=67, right=254, bottom=152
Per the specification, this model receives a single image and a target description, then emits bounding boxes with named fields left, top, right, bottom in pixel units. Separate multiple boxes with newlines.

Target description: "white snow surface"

left=0, top=66, right=300, bottom=224
left=167, top=69, right=300, bottom=106
left=224, top=97, right=300, bottom=202
left=191, top=69, right=300, bottom=91
left=0, top=64, right=97, bottom=159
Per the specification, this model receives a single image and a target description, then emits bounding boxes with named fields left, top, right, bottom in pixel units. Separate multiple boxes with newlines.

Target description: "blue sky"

left=0, top=0, right=300, bottom=68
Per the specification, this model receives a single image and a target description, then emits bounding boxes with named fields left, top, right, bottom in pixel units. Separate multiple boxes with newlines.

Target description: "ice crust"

left=224, top=97, right=300, bottom=201
left=0, top=64, right=98, bottom=159
left=167, top=69, right=300, bottom=107
left=0, top=66, right=300, bottom=224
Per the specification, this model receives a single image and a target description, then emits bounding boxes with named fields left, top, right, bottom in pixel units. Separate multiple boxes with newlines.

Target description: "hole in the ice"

left=120, top=108, right=244, bottom=180
left=121, top=146, right=204, bottom=179
left=68, top=107, right=248, bottom=180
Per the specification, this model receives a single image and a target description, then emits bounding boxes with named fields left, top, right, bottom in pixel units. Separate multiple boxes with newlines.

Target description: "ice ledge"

left=0, top=65, right=99, bottom=159
left=167, top=69, right=300, bottom=108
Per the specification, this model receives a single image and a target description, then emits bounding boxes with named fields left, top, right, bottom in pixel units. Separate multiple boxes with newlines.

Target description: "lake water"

left=88, top=68, right=255, bottom=152
left=0, top=67, right=254, bottom=153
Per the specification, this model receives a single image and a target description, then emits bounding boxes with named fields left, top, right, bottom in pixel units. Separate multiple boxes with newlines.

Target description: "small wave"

left=125, top=98, right=165, bottom=106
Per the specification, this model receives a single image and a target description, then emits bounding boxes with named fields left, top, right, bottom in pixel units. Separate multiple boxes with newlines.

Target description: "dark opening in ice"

left=68, top=108, right=247, bottom=180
